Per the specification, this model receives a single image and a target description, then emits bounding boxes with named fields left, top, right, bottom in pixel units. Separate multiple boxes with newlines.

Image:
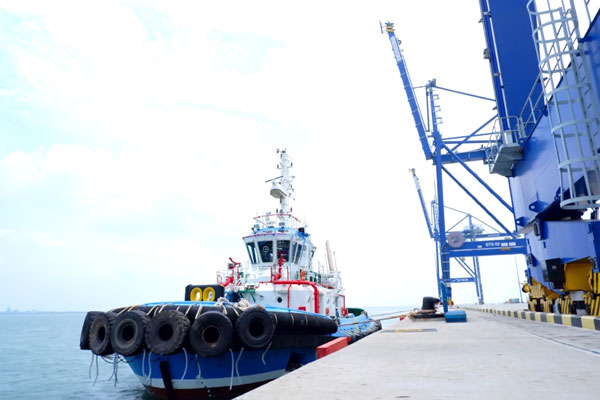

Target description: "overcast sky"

left=0, top=1, right=527, bottom=312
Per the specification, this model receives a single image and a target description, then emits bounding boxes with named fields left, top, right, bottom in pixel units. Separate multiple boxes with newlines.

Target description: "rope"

left=92, top=355, right=99, bottom=386
left=117, top=307, right=128, bottom=316
left=112, top=352, right=119, bottom=387
left=195, top=305, right=203, bottom=320
left=369, top=309, right=414, bottom=318
left=195, top=354, right=202, bottom=384
left=146, top=305, right=158, bottom=317
left=88, top=352, right=94, bottom=379
left=228, top=349, right=235, bottom=391
left=185, top=304, right=193, bottom=316
left=237, top=299, right=254, bottom=311
left=158, top=303, right=171, bottom=313
left=146, top=352, right=153, bottom=385
left=179, top=347, right=189, bottom=385
left=261, top=342, right=272, bottom=366
left=141, top=349, right=146, bottom=381
left=235, top=348, right=244, bottom=383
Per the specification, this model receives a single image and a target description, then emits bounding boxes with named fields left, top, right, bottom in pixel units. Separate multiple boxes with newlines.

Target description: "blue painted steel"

left=441, top=143, right=513, bottom=213
left=476, top=1, right=600, bottom=299
left=480, top=0, right=539, bottom=120
left=445, top=309, right=467, bottom=323
left=479, top=0, right=509, bottom=122
left=434, top=86, right=495, bottom=102
left=448, top=238, right=527, bottom=257
left=386, top=19, right=528, bottom=305
left=447, top=278, right=475, bottom=283
left=439, top=149, right=488, bottom=164
left=430, top=85, right=452, bottom=305
left=525, top=220, right=600, bottom=285
left=456, top=258, right=475, bottom=277
left=411, top=169, right=434, bottom=239
left=385, top=23, right=432, bottom=160
left=441, top=166, right=513, bottom=235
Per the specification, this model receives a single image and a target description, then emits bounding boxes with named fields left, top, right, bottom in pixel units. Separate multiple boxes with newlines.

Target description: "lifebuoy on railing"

left=190, top=287, right=203, bottom=301
left=203, top=286, right=216, bottom=301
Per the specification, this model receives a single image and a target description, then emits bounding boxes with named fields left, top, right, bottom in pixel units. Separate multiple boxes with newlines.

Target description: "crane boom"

left=384, top=22, right=432, bottom=160
left=410, top=168, right=434, bottom=239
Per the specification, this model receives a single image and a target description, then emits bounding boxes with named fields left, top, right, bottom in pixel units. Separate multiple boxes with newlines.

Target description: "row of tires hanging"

left=80, top=304, right=340, bottom=358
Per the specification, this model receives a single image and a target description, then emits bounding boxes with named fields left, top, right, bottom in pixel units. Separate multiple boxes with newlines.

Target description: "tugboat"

left=79, top=149, right=380, bottom=399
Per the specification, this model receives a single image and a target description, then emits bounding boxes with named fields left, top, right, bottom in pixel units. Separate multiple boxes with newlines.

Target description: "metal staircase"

left=528, top=1, right=600, bottom=209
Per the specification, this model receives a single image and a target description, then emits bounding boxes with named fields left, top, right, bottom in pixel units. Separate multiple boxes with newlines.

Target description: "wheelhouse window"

left=258, top=240, right=274, bottom=263
left=294, top=244, right=303, bottom=264
left=276, top=240, right=291, bottom=262
left=246, top=242, right=258, bottom=264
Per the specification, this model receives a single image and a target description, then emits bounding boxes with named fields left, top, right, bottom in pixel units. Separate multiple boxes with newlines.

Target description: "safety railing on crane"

left=528, top=0, right=600, bottom=209
left=518, top=0, right=600, bottom=142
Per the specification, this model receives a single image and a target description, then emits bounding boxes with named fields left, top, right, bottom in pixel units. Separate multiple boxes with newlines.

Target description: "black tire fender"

left=145, top=310, right=190, bottom=355
left=89, top=312, right=116, bottom=355
left=235, top=307, right=274, bottom=349
left=189, top=311, right=233, bottom=357
left=110, top=310, right=150, bottom=356
left=80, top=311, right=103, bottom=350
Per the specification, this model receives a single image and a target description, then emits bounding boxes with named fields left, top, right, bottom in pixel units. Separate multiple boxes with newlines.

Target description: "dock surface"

left=238, top=310, right=600, bottom=399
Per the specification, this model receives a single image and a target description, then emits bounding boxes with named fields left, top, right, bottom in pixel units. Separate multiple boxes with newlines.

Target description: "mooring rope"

left=235, top=347, right=244, bottom=383
left=88, top=352, right=94, bottom=379
left=112, top=352, right=119, bottom=387
left=261, top=342, right=272, bottom=366
left=92, top=355, right=99, bottom=386
left=179, top=347, right=189, bottom=385
left=146, top=305, right=158, bottom=317
left=228, top=349, right=235, bottom=390
left=195, top=354, right=202, bottom=384
left=141, top=349, right=146, bottom=381
left=146, top=352, right=153, bottom=385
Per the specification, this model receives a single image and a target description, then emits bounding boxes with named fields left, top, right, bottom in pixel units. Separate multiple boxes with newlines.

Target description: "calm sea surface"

left=0, top=307, right=409, bottom=399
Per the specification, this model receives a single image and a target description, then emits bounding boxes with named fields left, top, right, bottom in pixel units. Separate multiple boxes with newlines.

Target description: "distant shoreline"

left=0, top=310, right=86, bottom=314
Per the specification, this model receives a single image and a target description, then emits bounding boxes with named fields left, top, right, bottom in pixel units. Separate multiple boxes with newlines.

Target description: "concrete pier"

left=238, top=310, right=600, bottom=399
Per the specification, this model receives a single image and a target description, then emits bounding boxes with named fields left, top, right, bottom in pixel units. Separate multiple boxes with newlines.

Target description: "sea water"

left=0, top=308, right=410, bottom=399
left=0, top=313, right=149, bottom=399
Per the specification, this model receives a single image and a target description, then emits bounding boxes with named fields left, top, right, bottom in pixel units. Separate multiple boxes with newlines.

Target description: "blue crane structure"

left=383, top=21, right=527, bottom=309
left=385, top=0, right=600, bottom=317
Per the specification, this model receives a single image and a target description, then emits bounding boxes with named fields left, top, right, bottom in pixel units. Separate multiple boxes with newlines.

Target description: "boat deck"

left=237, top=309, right=600, bottom=399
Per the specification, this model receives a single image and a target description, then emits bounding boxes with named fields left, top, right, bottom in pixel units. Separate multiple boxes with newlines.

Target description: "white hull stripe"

left=133, top=368, right=287, bottom=390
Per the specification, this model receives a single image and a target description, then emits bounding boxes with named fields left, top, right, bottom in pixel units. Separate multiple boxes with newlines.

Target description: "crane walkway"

left=237, top=310, right=600, bottom=399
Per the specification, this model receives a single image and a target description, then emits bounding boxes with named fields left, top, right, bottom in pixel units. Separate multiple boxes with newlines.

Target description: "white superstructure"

left=217, top=149, right=347, bottom=317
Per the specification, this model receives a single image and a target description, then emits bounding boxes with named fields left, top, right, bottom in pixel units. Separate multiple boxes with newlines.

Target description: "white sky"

left=0, top=0, right=527, bottom=311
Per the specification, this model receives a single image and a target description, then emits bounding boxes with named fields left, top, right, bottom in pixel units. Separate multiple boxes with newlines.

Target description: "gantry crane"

left=383, top=21, right=526, bottom=309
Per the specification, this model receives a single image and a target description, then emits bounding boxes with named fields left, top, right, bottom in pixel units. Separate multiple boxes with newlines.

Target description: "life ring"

left=299, top=270, right=306, bottom=280
left=203, top=287, right=216, bottom=301
left=144, top=310, right=190, bottom=355
left=189, top=311, right=233, bottom=357
left=89, top=312, right=116, bottom=355
left=234, top=307, right=274, bottom=349
left=80, top=311, right=102, bottom=350
left=110, top=310, right=149, bottom=356
left=190, top=287, right=203, bottom=301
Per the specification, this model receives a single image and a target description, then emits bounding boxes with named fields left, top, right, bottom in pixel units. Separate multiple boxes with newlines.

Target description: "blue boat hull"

left=127, top=347, right=316, bottom=399
left=85, top=301, right=381, bottom=399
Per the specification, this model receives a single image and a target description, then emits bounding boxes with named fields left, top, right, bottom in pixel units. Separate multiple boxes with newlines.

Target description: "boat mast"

left=269, top=149, right=295, bottom=216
